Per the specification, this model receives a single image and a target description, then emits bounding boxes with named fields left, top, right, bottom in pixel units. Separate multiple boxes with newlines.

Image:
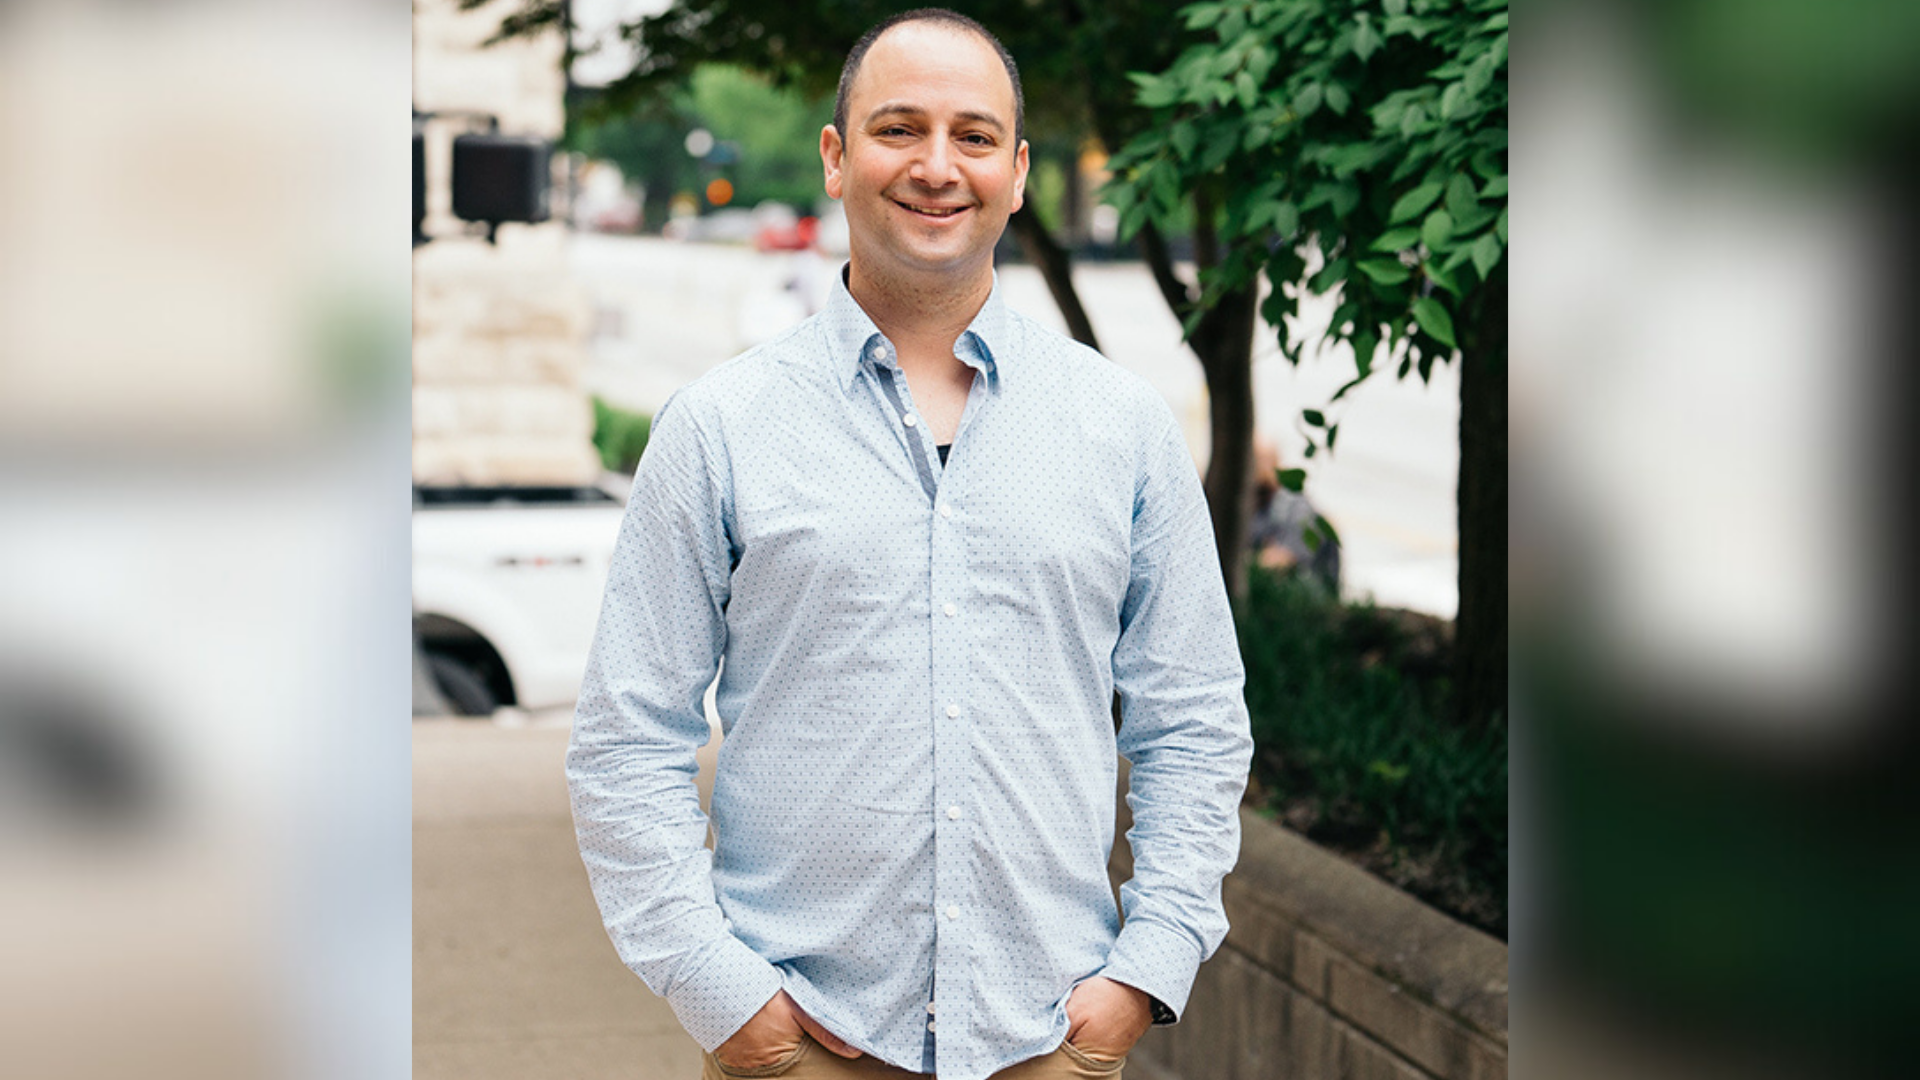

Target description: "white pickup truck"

left=412, top=483, right=626, bottom=716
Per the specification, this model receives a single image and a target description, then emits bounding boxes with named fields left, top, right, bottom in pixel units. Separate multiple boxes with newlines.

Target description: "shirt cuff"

left=1099, top=918, right=1205, bottom=1022
left=664, top=933, right=786, bottom=1051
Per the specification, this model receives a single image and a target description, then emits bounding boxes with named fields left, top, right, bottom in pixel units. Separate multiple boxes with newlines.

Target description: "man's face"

left=822, top=22, right=1028, bottom=286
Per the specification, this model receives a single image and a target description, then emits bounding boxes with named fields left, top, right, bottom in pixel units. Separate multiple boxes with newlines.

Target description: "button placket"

left=927, top=406, right=971, bottom=1073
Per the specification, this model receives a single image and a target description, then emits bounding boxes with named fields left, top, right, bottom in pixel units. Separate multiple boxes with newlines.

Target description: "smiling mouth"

left=894, top=199, right=970, bottom=219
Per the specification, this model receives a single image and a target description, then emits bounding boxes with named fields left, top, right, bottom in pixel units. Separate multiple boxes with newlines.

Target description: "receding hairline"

left=833, top=10, right=1025, bottom=146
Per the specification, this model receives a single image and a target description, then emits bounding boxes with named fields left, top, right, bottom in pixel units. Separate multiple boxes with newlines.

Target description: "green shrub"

left=1236, top=568, right=1508, bottom=935
left=592, top=396, right=651, bottom=473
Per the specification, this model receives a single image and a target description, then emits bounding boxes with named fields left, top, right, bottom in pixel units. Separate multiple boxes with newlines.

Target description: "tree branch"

left=1009, top=205, right=1102, bottom=350
left=1193, top=186, right=1219, bottom=275
left=1136, top=221, right=1194, bottom=320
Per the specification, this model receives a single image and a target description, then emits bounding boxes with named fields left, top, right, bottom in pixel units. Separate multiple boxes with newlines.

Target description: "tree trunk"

left=1455, top=268, right=1508, bottom=727
left=1136, top=221, right=1260, bottom=602
left=1008, top=204, right=1101, bottom=350
left=1196, top=285, right=1259, bottom=604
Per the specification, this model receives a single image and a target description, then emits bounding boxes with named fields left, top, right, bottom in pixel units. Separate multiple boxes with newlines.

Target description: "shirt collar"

left=822, top=264, right=1013, bottom=394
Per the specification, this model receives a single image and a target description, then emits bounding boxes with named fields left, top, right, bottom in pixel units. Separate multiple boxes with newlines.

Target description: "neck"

left=846, top=258, right=993, bottom=357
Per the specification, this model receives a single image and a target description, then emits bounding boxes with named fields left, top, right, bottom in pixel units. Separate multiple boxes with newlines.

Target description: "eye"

left=959, top=133, right=994, bottom=148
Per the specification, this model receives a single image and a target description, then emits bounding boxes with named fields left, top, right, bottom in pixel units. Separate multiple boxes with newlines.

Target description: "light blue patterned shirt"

left=569, top=271, right=1251, bottom=1080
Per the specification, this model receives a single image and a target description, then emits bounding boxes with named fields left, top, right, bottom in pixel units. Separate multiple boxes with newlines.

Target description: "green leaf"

left=1425, top=260, right=1461, bottom=297
left=1480, top=176, right=1508, bottom=199
left=1411, top=297, right=1456, bottom=350
left=1135, top=74, right=1179, bottom=109
left=1371, top=227, right=1420, bottom=252
left=1389, top=182, right=1444, bottom=224
left=1302, top=408, right=1326, bottom=427
left=1235, top=70, right=1259, bottom=108
left=1445, top=172, right=1479, bottom=221
left=1270, top=201, right=1300, bottom=236
left=1421, top=208, right=1454, bottom=250
left=1325, top=423, right=1340, bottom=451
left=1450, top=203, right=1498, bottom=236
left=1352, top=14, right=1383, bottom=61
left=1307, top=255, right=1350, bottom=295
left=1184, top=3, right=1224, bottom=30
left=1440, top=81, right=1466, bottom=120
left=1198, top=128, right=1237, bottom=172
left=1324, top=81, right=1350, bottom=115
left=1496, top=207, right=1509, bottom=243
left=1170, top=123, right=1197, bottom=161
left=1293, top=82, right=1324, bottom=118
left=1305, top=513, right=1341, bottom=550
left=1470, top=231, right=1504, bottom=279
left=1277, top=468, right=1306, bottom=493
left=1357, top=258, right=1411, bottom=285
left=1383, top=0, right=1407, bottom=16
left=1150, top=163, right=1180, bottom=213
left=1367, top=759, right=1408, bottom=783
left=1351, top=331, right=1377, bottom=377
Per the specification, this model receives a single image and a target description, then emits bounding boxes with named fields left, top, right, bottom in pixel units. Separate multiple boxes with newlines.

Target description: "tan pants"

left=701, top=1034, right=1125, bottom=1080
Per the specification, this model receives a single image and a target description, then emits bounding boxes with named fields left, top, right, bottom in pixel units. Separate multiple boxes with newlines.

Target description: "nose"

left=910, top=135, right=959, bottom=188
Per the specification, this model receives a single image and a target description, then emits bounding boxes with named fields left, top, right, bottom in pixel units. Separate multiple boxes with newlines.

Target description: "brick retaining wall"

left=1112, top=802, right=1507, bottom=1080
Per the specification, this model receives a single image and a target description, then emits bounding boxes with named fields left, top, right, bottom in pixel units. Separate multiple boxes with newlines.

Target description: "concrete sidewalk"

left=414, top=715, right=717, bottom=1080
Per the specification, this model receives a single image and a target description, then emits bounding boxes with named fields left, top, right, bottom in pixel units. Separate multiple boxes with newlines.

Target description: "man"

left=569, top=10, right=1252, bottom=1079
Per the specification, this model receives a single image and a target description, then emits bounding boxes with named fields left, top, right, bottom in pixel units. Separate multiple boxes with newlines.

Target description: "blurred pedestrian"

left=1249, top=434, right=1341, bottom=596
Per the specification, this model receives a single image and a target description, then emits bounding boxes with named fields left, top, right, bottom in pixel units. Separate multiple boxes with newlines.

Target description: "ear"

left=1011, top=139, right=1030, bottom=213
left=820, top=123, right=846, bottom=200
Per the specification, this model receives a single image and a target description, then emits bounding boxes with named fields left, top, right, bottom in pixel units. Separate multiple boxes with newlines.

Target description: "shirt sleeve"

left=1099, top=411, right=1254, bottom=1021
left=566, top=393, right=784, bottom=1050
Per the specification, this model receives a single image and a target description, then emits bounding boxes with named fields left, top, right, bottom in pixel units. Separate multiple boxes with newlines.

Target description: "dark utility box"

left=451, top=134, right=552, bottom=225
left=412, top=130, right=427, bottom=243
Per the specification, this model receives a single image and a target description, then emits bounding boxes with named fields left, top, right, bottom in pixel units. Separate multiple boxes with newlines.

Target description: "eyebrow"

left=863, top=103, right=1007, bottom=136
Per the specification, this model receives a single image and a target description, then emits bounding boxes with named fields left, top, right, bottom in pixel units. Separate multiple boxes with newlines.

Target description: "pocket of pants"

left=1059, top=1038, right=1126, bottom=1074
left=710, top=1035, right=812, bottom=1079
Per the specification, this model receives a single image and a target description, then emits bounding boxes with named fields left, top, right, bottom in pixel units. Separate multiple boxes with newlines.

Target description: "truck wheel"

left=426, top=653, right=497, bottom=717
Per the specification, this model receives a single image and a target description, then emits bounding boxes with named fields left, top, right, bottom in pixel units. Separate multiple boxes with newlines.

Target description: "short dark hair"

left=833, top=8, right=1025, bottom=147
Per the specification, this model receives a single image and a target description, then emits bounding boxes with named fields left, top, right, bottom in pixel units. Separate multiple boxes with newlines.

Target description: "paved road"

left=414, top=713, right=716, bottom=1080
left=571, top=234, right=1460, bottom=616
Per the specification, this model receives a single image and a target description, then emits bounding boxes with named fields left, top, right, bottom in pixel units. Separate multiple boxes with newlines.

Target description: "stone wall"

left=411, top=0, right=597, bottom=487
left=1112, top=804, right=1508, bottom=1080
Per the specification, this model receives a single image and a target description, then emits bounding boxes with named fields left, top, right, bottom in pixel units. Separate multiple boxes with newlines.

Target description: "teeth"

left=902, top=202, right=964, bottom=217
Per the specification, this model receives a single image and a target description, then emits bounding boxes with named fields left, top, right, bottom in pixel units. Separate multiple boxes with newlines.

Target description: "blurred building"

left=411, top=0, right=598, bottom=487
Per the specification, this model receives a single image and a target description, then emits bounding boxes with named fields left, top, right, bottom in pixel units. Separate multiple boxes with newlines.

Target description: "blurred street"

left=573, top=235, right=1461, bottom=617
left=413, top=713, right=713, bottom=1080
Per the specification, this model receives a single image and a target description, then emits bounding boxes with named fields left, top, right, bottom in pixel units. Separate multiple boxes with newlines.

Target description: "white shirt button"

left=938, top=503, right=952, bottom=518
left=946, top=703, right=961, bottom=718
left=945, top=904, right=960, bottom=920
left=927, top=1002, right=937, bottom=1015
left=942, top=603, right=957, bottom=617
left=927, top=1021, right=937, bottom=1033
left=947, top=805, right=962, bottom=820
left=870, top=345, right=886, bottom=360
left=903, top=413, right=918, bottom=427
